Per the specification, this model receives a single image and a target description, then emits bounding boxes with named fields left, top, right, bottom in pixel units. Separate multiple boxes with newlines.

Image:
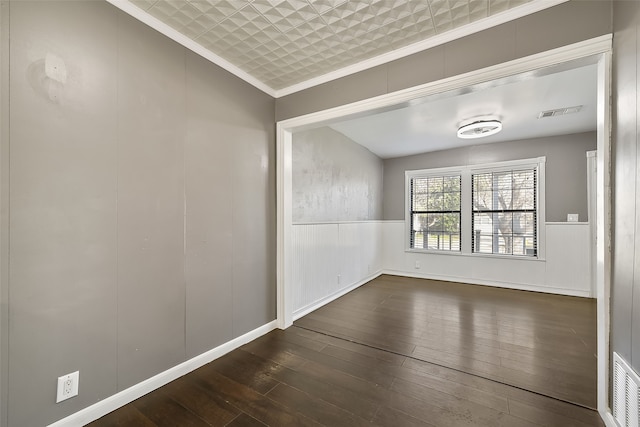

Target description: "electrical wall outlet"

left=415, top=261, right=420, bottom=269
left=56, top=371, right=79, bottom=403
left=567, top=213, right=579, bottom=222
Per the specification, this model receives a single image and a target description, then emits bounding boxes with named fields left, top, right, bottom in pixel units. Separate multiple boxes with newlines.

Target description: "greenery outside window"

left=409, top=174, right=461, bottom=251
left=472, top=169, right=537, bottom=256
left=406, top=157, right=545, bottom=258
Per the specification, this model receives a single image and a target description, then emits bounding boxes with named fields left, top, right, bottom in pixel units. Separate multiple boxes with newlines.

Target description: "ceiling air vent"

left=538, top=105, right=583, bottom=119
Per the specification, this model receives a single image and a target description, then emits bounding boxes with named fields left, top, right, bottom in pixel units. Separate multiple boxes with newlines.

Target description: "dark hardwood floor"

left=295, top=275, right=598, bottom=409
left=89, top=276, right=602, bottom=426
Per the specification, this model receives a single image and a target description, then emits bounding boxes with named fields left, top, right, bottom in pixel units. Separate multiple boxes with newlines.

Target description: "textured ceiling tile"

left=286, top=22, right=319, bottom=41
left=264, top=32, right=292, bottom=49
left=308, top=0, right=347, bottom=15
left=126, top=0, right=538, bottom=91
left=489, top=0, right=531, bottom=15
left=216, top=13, right=272, bottom=43
left=362, top=10, right=395, bottom=31
left=146, top=1, right=199, bottom=28
left=250, top=25, right=283, bottom=43
left=131, top=0, right=157, bottom=12
left=321, top=1, right=369, bottom=26
left=198, top=36, right=233, bottom=55
left=447, top=2, right=474, bottom=30
left=402, top=0, right=432, bottom=15
left=226, top=4, right=262, bottom=24
left=190, top=0, right=246, bottom=20
left=321, top=34, right=345, bottom=49
left=253, top=0, right=319, bottom=28
left=470, top=0, right=490, bottom=15
left=179, top=21, right=210, bottom=39
left=239, top=35, right=263, bottom=51
left=383, top=2, right=419, bottom=24
left=196, top=23, right=230, bottom=42
left=428, top=0, right=452, bottom=17
left=450, top=1, right=472, bottom=19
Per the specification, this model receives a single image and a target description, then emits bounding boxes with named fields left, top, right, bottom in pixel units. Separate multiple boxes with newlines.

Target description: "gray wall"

left=612, top=0, right=640, bottom=374
left=293, top=127, right=383, bottom=223
left=0, top=2, right=275, bottom=426
left=275, top=0, right=612, bottom=122
left=0, top=2, right=7, bottom=426
left=383, top=132, right=596, bottom=222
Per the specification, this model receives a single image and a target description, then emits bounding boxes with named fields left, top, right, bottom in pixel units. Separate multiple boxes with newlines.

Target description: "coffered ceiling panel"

left=121, top=0, right=560, bottom=95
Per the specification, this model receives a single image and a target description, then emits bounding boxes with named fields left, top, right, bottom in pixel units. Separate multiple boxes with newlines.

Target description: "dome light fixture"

left=457, top=118, right=502, bottom=139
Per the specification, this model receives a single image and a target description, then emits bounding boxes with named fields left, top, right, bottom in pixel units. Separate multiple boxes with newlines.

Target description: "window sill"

left=405, top=248, right=545, bottom=262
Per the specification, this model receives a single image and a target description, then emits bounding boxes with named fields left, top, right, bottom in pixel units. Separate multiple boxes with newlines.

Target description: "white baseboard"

left=601, top=409, right=618, bottom=427
left=381, top=269, right=592, bottom=298
left=292, top=270, right=383, bottom=321
left=47, top=320, right=279, bottom=427
left=292, top=268, right=591, bottom=326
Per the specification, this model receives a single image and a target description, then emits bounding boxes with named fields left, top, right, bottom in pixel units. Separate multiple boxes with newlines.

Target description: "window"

left=472, top=169, right=537, bottom=256
left=409, top=174, right=461, bottom=251
left=406, top=158, right=544, bottom=258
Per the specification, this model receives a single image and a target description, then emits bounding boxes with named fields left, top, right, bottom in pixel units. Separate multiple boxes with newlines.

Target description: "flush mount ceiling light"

left=457, top=117, right=502, bottom=139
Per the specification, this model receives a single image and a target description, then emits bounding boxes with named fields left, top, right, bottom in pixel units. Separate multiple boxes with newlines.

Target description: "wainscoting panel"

left=338, top=222, right=381, bottom=286
left=382, top=221, right=593, bottom=297
left=545, top=223, right=592, bottom=294
left=291, top=224, right=340, bottom=315
left=292, top=222, right=383, bottom=318
left=292, top=220, right=593, bottom=321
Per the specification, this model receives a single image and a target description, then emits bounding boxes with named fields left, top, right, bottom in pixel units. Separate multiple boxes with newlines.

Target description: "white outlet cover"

left=56, top=371, right=79, bottom=403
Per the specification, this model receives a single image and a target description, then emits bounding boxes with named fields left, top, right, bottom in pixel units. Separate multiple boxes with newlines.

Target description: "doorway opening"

left=277, top=34, right=612, bottom=420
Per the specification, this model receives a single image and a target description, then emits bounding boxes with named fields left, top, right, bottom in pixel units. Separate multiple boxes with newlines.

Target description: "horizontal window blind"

left=471, top=169, right=537, bottom=256
left=410, top=175, right=461, bottom=251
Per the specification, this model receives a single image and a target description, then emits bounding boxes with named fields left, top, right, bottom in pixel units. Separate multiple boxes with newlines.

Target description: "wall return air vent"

left=613, top=352, right=640, bottom=427
left=538, top=105, right=583, bottom=118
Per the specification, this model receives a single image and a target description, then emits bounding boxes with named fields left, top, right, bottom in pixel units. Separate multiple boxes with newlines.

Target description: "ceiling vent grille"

left=538, top=105, right=583, bottom=119
left=613, top=352, right=640, bottom=427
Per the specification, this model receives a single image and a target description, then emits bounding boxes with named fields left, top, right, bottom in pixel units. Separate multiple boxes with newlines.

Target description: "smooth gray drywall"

left=612, top=0, right=640, bottom=373
left=293, top=127, right=383, bottom=222
left=3, top=2, right=275, bottom=426
left=383, top=132, right=596, bottom=223
left=0, top=2, right=8, bottom=426
left=116, top=8, right=187, bottom=390
left=275, top=0, right=612, bottom=121
left=9, top=4, right=119, bottom=427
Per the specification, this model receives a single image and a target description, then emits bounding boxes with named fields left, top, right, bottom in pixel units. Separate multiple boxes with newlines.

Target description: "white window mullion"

left=537, top=161, right=546, bottom=260
left=406, top=157, right=545, bottom=259
left=460, top=169, right=472, bottom=254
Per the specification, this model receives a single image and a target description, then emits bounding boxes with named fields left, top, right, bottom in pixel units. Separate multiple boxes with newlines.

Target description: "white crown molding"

left=105, top=0, right=278, bottom=97
left=274, top=0, right=570, bottom=97
left=108, top=0, right=568, bottom=99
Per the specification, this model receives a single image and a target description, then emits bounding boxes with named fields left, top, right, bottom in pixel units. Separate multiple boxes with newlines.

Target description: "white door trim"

left=276, top=34, right=613, bottom=420
left=595, top=50, right=613, bottom=424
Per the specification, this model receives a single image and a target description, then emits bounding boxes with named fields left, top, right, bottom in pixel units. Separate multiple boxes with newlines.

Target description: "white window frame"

left=405, top=166, right=463, bottom=253
left=405, top=157, right=546, bottom=259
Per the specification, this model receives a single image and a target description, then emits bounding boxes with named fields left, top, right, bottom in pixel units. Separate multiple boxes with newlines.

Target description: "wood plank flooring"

left=89, top=276, right=602, bottom=426
left=296, top=275, right=598, bottom=409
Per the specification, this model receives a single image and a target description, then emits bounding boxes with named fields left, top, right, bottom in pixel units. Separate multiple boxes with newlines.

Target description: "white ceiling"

left=328, top=63, right=597, bottom=158
left=112, top=0, right=567, bottom=96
